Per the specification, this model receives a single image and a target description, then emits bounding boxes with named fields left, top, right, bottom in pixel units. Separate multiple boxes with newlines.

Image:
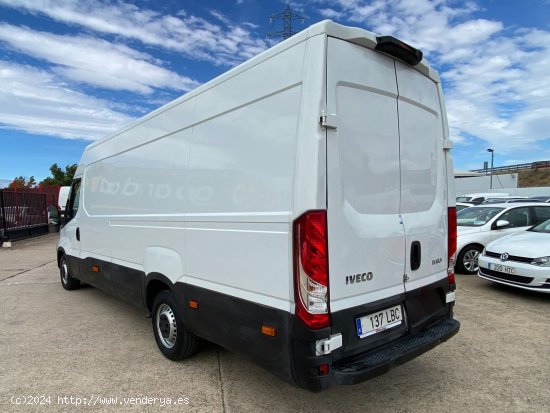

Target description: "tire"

left=456, top=245, right=483, bottom=275
left=59, top=255, right=80, bottom=290
left=152, top=290, right=198, bottom=360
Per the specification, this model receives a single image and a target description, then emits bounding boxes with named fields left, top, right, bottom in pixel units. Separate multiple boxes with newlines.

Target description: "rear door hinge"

left=443, top=139, right=453, bottom=150
left=315, top=333, right=343, bottom=356
left=320, top=111, right=338, bottom=129
left=403, top=273, right=410, bottom=283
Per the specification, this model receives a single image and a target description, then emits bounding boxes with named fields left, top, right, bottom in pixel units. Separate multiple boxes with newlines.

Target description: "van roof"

left=82, top=20, right=437, bottom=155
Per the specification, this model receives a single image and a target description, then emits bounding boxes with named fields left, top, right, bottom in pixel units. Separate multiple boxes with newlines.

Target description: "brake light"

left=293, top=211, right=330, bottom=329
left=448, top=207, right=457, bottom=288
left=375, top=36, right=423, bottom=66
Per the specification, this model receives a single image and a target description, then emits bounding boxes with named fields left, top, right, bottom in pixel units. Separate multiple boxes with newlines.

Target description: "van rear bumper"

left=334, top=317, right=460, bottom=385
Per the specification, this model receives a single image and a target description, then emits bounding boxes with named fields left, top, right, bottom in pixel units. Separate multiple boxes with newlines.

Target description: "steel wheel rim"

left=463, top=249, right=480, bottom=272
left=61, top=259, right=69, bottom=285
left=156, top=303, right=177, bottom=348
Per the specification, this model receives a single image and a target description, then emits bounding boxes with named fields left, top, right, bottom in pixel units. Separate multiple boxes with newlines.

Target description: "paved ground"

left=0, top=234, right=548, bottom=412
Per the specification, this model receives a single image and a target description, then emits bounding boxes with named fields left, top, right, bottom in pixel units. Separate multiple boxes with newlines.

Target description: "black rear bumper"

left=334, top=317, right=460, bottom=385
left=172, top=279, right=459, bottom=392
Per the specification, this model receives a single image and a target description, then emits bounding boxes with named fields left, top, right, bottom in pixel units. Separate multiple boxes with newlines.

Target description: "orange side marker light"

left=261, top=325, right=277, bottom=337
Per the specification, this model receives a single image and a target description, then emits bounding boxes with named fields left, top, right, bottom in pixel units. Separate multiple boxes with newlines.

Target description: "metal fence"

left=470, top=161, right=550, bottom=175
left=3, top=185, right=60, bottom=206
left=0, top=191, right=50, bottom=240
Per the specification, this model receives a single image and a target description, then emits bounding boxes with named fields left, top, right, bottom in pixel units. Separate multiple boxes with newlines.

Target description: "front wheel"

left=59, top=255, right=80, bottom=290
left=152, top=291, right=198, bottom=360
left=457, top=245, right=483, bottom=275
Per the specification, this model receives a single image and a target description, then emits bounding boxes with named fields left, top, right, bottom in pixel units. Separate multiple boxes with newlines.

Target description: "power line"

left=265, top=3, right=307, bottom=45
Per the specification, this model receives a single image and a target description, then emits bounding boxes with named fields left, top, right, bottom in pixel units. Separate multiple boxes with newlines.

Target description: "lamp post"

left=487, top=148, right=494, bottom=190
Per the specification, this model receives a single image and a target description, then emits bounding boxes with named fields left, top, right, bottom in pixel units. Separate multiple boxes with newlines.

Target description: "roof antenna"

left=265, top=2, right=307, bottom=46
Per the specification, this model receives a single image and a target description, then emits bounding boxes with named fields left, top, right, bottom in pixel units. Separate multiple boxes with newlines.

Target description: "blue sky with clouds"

left=1, top=0, right=549, bottom=184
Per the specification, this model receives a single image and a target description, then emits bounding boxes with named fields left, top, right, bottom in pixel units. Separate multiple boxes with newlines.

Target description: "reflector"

left=261, top=325, right=277, bottom=337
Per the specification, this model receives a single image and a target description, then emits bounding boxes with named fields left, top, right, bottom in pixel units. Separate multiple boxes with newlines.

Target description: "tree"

left=40, top=163, right=78, bottom=186
left=8, top=176, right=36, bottom=189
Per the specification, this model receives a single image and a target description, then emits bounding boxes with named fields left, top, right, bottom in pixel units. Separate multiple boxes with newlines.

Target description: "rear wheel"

left=457, top=245, right=483, bottom=275
left=152, top=291, right=198, bottom=360
left=59, top=255, right=80, bottom=290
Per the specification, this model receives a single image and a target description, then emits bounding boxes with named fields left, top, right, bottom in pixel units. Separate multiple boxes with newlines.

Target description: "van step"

left=334, top=318, right=460, bottom=385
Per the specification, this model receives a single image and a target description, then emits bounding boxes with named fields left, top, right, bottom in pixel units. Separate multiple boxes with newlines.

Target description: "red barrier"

left=0, top=191, right=49, bottom=231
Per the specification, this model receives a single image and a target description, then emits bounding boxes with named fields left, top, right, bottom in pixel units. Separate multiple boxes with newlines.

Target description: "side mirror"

left=495, top=219, right=510, bottom=229
left=60, top=209, right=69, bottom=228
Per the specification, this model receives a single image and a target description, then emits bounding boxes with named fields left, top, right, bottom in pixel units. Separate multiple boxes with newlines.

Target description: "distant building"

left=454, top=169, right=483, bottom=178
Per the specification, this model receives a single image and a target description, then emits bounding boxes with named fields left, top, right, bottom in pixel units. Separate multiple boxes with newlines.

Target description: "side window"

left=67, top=179, right=82, bottom=221
left=533, top=206, right=550, bottom=224
left=499, top=207, right=530, bottom=228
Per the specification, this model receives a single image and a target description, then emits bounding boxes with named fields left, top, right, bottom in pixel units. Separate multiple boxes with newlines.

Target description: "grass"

left=517, top=168, right=550, bottom=187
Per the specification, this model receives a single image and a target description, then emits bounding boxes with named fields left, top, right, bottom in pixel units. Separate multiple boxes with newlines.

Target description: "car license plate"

left=489, top=263, right=516, bottom=275
left=356, top=305, right=402, bottom=338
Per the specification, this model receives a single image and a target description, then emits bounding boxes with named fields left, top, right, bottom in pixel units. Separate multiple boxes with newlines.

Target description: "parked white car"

left=456, top=193, right=509, bottom=205
left=478, top=219, right=550, bottom=293
left=456, top=203, right=550, bottom=274
left=456, top=202, right=474, bottom=212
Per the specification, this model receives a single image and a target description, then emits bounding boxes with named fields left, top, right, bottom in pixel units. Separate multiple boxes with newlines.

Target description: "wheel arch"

left=145, top=272, right=175, bottom=312
left=457, top=242, right=485, bottom=274
left=57, top=247, right=66, bottom=268
left=458, top=242, right=485, bottom=257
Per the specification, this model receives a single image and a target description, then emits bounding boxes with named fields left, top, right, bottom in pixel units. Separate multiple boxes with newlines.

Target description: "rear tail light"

left=293, top=210, right=330, bottom=329
left=318, top=364, right=330, bottom=376
left=447, top=207, right=457, bottom=289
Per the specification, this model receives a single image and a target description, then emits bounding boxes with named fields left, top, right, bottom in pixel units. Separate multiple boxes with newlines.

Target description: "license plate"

left=489, top=263, right=516, bottom=275
left=356, top=305, right=402, bottom=338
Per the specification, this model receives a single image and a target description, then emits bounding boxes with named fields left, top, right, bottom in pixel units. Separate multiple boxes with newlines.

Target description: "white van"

left=57, top=186, right=71, bottom=212
left=57, top=20, right=459, bottom=392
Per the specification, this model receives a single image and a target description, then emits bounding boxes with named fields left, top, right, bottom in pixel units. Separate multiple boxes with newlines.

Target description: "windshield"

left=456, top=196, right=470, bottom=202
left=456, top=207, right=504, bottom=227
left=528, top=218, right=550, bottom=233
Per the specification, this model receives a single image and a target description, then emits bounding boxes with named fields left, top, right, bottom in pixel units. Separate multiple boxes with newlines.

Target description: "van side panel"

left=175, top=283, right=295, bottom=384
left=77, top=39, right=319, bottom=348
left=81, top=128, right=193, bottom=297
left=184, top=42, right=307, bottom=309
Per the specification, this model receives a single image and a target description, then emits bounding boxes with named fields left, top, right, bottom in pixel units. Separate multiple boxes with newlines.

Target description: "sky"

left=1, top=0, right=550, bottom=185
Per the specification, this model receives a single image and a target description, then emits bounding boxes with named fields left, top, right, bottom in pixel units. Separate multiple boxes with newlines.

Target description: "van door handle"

left=76, top=227, right=80, bottom=241
left=410, top=241, right=421, bottom=271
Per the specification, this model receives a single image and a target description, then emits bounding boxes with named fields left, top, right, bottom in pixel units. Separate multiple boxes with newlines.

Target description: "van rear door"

left=326, top=37, right=450, bottom=354
left=325, top=37, right=407, bottom=316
